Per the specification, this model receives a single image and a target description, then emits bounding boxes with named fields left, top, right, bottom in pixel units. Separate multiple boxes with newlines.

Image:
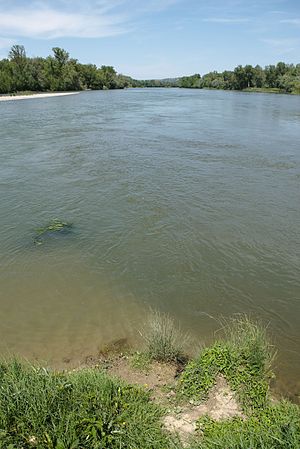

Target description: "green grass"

left=140, top=310, right=189, bottom=363
left=130, top=351, right=152, bottom=372
left=179, top=316, right=275, bottom=412
left=192, top=401, right=300, bottom=448
left=0, top=359, right=173, bottom=449
left=0, top=317, right=299, bottom=449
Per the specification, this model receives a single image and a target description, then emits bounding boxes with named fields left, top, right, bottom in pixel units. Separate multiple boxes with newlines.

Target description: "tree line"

left=178, top=63, right=300, bottom=94
left=0, top=45, right=299, bottom=94
left=0, top=45, right=133, bottom=94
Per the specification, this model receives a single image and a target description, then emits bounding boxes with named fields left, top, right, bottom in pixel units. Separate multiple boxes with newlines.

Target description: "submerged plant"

left=34, top=218, right=73, bottom=245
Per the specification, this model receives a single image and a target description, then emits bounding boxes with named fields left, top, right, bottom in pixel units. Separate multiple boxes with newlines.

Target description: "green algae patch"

left=34, top=218, right=73, bottom=245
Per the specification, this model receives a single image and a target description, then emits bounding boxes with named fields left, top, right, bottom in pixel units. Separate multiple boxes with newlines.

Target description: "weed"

left=192, top=401, right=300, bottom=448
left=130, top=351, right=152, bottom=371
left=179, top=316, right=274, bottom=412
left=140, top=310, right=189, bottom=363
left=0, top=358, right=173, bottom=449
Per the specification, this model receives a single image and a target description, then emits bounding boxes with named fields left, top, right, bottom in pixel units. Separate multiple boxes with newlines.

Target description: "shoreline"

left=1, top=315, right=299, bottom=447
left=0, top=91, right=80, bottom=102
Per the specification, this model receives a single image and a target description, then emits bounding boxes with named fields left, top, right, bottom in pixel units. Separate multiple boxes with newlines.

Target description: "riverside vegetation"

left=0, top=315, right=299, bottom=449
left=0, top=44, right=299, bottom=95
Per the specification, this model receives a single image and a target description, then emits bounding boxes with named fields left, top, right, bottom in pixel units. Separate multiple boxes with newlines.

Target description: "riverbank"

left=0, top=315, right=299, bottom=448
left=0, top=92, right=80, bottom=101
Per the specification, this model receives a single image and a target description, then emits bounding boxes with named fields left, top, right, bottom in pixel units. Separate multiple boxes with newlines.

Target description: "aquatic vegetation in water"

left=34, top=218, right=73, bottom=245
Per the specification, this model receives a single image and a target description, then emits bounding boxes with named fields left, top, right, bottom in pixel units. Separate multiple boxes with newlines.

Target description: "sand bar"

left=0, top=92, right=80, bottom=102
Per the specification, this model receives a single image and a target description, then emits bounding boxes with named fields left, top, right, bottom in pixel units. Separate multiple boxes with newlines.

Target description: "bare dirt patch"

left=164, top=376, right=244, bottom=443
left=80, top=341, right=243, bottom=446
left=108, top=356, right=178, bottom=401
left=81, top=339, right=179, bottom=402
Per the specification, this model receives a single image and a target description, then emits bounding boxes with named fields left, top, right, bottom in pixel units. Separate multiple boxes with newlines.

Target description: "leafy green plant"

left=192, top=401, right=300, bottom=448
left=0, top=358, right=173, bottom=449
left=180, top=316, right=275, bottom=412
left=130, top=351, right=152, bottom=372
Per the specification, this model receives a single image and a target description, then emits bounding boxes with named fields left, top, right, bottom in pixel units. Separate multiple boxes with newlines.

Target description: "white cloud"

left=280, top=18, right=300, bottom=26
left=0, top=0, right=182, bottom=40
left=261, top=38, right=299, bottom=54
left=0, top=7, right=128, bottom=39
left=202, top=17, right=250, bottom=24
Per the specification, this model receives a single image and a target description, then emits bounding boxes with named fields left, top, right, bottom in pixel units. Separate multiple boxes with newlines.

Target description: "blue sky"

left=0, top=0, right=299, bottom=78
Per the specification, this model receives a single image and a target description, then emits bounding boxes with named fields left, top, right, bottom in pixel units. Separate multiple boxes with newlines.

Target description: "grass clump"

left=180, top=316, right=274, bottom=412
left=140, top=310, right=189, bottom=364
left=192, top=401, right=300, bottom=449
left=130, top=351, right=152, bottom=372
left=0, top=358, right=173, bottom=449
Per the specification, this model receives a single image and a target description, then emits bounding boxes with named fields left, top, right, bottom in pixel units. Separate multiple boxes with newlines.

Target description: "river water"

left=0, top=88, right=299, bottom=399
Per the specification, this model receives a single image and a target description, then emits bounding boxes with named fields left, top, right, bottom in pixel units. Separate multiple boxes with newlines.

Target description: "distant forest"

left=0, top=45, right=299, bottom=95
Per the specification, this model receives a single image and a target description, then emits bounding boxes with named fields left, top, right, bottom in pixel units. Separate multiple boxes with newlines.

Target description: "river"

left=0, top=88, right=299, bottom=399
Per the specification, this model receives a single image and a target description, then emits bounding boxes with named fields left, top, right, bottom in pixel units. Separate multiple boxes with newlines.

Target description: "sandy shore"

left=0, top=92, right=80, bottom=102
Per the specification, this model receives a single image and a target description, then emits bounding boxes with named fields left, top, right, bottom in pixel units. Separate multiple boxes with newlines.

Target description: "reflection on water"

left=0, top=89, right=299, bottom=399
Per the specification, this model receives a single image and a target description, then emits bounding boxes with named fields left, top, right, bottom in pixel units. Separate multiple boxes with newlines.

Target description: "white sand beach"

left=0, top=92, right=80, bottom=102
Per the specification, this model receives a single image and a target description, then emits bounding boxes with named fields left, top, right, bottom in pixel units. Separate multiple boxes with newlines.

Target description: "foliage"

left=0, top=359, right=173, bottom=449
left=192, top=401, right=300, bottom=449
left=1, top=46, right=299, bottom=94
left=0, top=321, right=299, bottom=449
left=179, top=316, right=274, bottom=412
left=141, top=310, right=189, bottom=363
left=0, top=46, right=132, bottom=94
left=178, top=62, right=300, bottom=94
left=130, top=351, right=152, bottom=372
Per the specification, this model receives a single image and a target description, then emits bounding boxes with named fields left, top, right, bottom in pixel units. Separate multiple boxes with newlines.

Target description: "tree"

left=8, top=45, right=26, bottom=63
left=52, top=47, right=69, bottom=68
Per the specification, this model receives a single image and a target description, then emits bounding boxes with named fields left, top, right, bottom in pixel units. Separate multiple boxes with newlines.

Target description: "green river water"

left=0, top=88, right=299, bottom=400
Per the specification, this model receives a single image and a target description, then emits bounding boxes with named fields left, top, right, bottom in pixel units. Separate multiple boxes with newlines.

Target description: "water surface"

left=0, top=89, right=299, bottom=398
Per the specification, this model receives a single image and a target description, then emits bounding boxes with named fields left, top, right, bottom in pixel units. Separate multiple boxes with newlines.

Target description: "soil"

left=81, top=345, right=243, bottom=445
left=163, top=375, right=244, bottom=444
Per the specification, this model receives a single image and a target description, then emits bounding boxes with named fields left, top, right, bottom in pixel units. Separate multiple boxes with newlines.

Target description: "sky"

left=0, top=0, right=299, bottom=79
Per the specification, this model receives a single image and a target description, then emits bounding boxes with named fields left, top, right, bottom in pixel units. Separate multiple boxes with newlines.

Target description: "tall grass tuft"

left=141, top=309, right=190, bottom=363
left=221, top=315, right=275, bottom=375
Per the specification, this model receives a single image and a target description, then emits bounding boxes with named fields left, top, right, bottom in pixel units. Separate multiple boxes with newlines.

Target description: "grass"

left=140, top=309, right=189, bottom=364
left=179, top=316, right=275, bottom=412
left=0, top=359, right=173, bottom=449
left=130, top=351, right=152, bottom=372
left=0, top=316, right=299, bottom=449
left=192, top=401, right=300, bottom=448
